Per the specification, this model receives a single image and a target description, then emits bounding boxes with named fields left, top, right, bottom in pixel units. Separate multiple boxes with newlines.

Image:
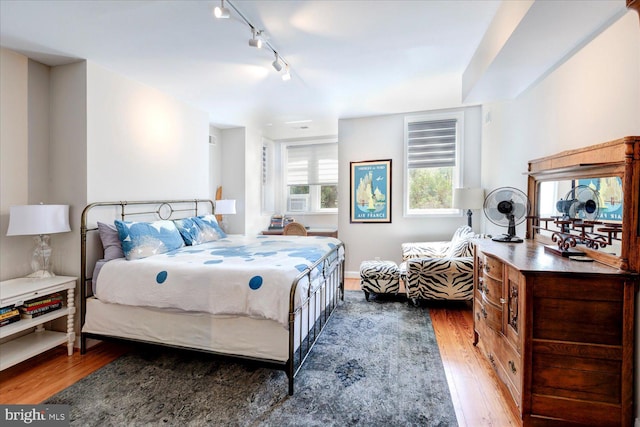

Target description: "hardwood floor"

left=344, top=278, right=520, bottom=426
left=0, top=278, right=520, bottom=426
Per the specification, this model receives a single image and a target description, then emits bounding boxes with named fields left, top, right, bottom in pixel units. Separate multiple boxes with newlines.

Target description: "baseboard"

left=345, top=271, right=359, bottom=279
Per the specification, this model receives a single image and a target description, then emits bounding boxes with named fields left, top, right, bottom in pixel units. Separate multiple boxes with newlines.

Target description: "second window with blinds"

left=285, top=141, right=338, bottom=213
left=404, top=111, right=463, bottom=216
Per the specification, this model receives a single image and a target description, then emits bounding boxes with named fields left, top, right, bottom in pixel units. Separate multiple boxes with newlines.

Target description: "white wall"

left=49, top=61, right=88, bottom=277
left=482, top=10, right=640, bottom=420
left=28, top=60, right=50, bottom=204
left=338, top=106, right=482, bottom=275
left=86, top=62, right=209, bottom=202
left=1, top=52, right=211, bottom=280
left=209, top=125, right=223, bottom=202
left=0, top=48, right=31, bottom=280
left=220, top=127, right=246, bottom=234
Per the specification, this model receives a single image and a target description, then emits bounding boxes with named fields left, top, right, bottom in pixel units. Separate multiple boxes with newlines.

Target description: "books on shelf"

left=0, top=308, right=19, bottom=321
left=23, top=292, right=63, bottom=308
left=0, top=308, right=20, bottom=327
left=20, top=302, right=63, bottom=319
left=0, top=313, right=20, bottom=327
left=17, top=291, right=64, bottom=319
left=0, top=305, right=15, bottom=315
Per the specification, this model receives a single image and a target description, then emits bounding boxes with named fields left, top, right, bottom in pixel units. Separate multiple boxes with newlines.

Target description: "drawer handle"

left=488, top=353, right=496, bottom=369
left=484, top=265, right=491, bottom=273
left=481, top=307, right=488, bottom=319
left=508, top=360, right=517, bottom=374
left=500, top=298, right=506, bottom=304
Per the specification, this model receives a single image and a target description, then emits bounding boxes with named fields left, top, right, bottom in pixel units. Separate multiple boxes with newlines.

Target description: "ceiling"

left=0, top=0, right=628, bottom=139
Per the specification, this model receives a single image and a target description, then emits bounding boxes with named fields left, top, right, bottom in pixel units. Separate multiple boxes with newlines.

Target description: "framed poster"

left=350, top=159, right=391, bottom=223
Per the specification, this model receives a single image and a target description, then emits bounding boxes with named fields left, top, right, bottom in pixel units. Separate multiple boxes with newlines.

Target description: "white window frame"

left=281, top=139, right=338, bottom=215
left=261, top=138, right=276, bottom=214
left=403, top=110, right=464, bottom=217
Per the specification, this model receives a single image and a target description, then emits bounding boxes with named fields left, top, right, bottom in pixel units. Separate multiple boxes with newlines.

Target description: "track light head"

left=249, top=29, right=263, bottom=48
left=214, top=0, right=230, bottom=18
left=282, top=65, right=291, bottom=81
left=272, top=53, right=283, bottom=72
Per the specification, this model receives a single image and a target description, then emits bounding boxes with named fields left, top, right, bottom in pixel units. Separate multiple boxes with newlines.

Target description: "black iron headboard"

left=80, top=199, right=214, bottom=325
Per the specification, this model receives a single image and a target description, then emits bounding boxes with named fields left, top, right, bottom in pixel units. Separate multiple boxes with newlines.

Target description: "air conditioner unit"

left=288, top=195, right=309, bottom=212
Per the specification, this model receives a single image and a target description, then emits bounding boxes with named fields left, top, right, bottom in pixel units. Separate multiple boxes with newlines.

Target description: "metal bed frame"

left=80, top=199, right=344, bottom=395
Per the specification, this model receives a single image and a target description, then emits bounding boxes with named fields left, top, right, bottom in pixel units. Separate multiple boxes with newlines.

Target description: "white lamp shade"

left=452, top=188, right=485, bottom=210
left=6, top=205, right=71, bottom=236
left=215, top=199, right=236, bottom=215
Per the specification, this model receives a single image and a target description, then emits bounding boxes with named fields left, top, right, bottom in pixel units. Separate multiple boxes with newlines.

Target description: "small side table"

left=0, top=276, right=76, bottom=370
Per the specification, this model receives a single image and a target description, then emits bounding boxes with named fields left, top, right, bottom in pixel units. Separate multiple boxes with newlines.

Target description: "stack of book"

left=0, top=305, right=20, bottom=327
left=19, top=292, right=63, bottom=319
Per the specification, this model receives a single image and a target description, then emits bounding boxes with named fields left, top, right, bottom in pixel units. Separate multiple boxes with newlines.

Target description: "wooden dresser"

left=473, top=239, right=637, bottom=426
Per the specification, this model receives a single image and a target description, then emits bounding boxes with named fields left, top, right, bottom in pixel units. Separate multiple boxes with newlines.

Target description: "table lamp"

left=452, top=188, right=485, bottom=227
left=215, top=199, right=236, bottom=232
left=6, top=204, right=71, bottom=278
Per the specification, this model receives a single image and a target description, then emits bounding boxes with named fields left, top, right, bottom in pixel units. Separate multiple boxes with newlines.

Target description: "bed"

left=80, top=199, right=344, bottom=395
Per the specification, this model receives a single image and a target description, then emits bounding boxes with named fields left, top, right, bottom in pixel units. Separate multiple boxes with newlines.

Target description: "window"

left=404, top=112, right=463, bottom=215
left=285, top=142, right=338, bottom=213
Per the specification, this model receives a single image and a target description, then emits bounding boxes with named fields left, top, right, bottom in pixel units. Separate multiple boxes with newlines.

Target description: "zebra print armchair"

left=400, top=226, right=476, bottom=303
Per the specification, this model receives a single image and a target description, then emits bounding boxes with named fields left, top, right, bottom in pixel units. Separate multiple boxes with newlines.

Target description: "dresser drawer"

left=482, top=254, right=503, bottom=280
left=480, top=275, right=502, bottom=306
left=475, top=295, right=502, bottom=333
left=495, top=338, right=522, bottom=397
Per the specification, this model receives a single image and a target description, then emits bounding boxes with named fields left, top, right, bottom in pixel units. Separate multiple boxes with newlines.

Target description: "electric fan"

left=483, top=187, right=530, bottom=243
left=556, top=185, right=600, bottom=221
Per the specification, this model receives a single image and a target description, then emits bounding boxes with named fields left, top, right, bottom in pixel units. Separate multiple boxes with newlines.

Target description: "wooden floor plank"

left=0, top=278, right=520, bottom=427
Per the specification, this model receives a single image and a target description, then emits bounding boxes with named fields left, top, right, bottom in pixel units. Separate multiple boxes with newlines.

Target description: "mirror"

left=528, top=136, right=639, bottom=271
left=534, top=176, right=623, bottom=256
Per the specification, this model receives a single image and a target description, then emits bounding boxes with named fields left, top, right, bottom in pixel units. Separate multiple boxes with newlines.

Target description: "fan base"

left=492, top=235, right=523, bottom=243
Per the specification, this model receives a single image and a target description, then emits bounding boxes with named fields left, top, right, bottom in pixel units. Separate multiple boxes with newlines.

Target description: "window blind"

left=286, top=143, right=338, bottom=186
left=407, top=119, right=457, bottom=169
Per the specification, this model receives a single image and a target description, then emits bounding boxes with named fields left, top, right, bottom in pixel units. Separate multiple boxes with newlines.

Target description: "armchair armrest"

left=405, top=256, right=474, bottom=300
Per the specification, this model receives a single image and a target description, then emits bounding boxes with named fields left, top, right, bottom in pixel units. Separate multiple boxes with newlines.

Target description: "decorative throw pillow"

left=447, top=226, right=475, bottom=258
left=193, top=214, right=227, bottom=241
left=97, top=221, right=125, bottom=261
left=173, top=217, right=203, bottom=246
left=114, top=219, right=185, bottom=260
left=451, top=225, right=474, bottom=243
left=446, top=238, right=473, bottom=258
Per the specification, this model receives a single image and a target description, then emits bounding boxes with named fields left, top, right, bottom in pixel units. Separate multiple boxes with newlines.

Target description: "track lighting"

left=272, top=53, right=283, bottom=72
left=249, top=28, right=262, bottom=48
left=282, top=65, right=291, bottom=81
left=214, top=0, right=292, bottom=78
left=214, top=0, right=229, bottom=19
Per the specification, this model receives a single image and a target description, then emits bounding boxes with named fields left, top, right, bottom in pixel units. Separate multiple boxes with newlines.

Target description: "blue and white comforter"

left=95, top=235, right=343, bottom=328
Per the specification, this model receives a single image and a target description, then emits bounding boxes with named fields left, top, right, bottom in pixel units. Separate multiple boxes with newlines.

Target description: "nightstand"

left=0, top=276, right=76, bottom=370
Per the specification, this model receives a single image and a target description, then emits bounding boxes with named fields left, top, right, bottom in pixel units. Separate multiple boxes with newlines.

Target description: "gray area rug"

left=46, top=291, right=457, bottom=426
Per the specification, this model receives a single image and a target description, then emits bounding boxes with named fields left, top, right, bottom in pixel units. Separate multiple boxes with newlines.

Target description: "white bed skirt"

left=83, top=297, right=291, bottom=361
left=83, top=284, right=333, bottom=363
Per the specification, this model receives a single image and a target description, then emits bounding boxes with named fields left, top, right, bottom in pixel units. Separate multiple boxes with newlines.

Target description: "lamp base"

left=26, top=270, right=57, bottom=279
left=30, top=235, right=55, bottom=278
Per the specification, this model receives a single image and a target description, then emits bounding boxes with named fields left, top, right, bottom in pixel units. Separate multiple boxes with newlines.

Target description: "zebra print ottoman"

left=359, top=260, right=400, bottom=300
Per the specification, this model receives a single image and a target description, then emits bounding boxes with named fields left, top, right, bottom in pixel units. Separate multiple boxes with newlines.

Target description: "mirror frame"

left=527, top=136, right=640, bottom=272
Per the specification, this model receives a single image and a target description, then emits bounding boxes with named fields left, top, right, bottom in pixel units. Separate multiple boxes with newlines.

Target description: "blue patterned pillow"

left=193, top=214, right=227, bottom=241
left=114, top=219, right=185, bottom=260
left=173, top=217, right=202, bottom=246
